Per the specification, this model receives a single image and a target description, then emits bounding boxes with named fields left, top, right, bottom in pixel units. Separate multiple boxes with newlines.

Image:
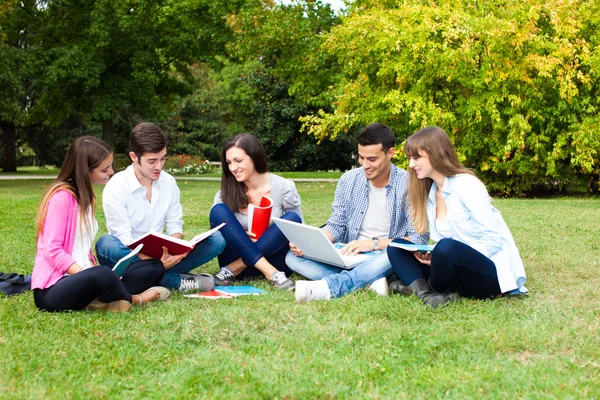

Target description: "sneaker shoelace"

left=180, top=277, right=198, bottom=291
left=215, top=268, right=235, bottom=282
left=270, top=272, right=288, bottom=286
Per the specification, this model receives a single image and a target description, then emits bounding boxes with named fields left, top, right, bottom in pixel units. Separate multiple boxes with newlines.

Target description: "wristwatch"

left=372, top=237, right=379, bottom=251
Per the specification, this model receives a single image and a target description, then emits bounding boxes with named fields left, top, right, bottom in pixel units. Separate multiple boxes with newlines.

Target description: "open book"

left=247, top=196, right=273, bottom=239
left=112, top=244, right=143, bottom=278
left=388, top=242, right=435, bottom=253
left=126, top=223, right=225, bottom=259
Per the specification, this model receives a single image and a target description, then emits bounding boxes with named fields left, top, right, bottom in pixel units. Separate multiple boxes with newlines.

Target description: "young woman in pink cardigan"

left=32, top=136, right=168, bottom=312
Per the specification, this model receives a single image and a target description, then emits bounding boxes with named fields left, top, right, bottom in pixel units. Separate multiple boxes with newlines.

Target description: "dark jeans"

left=33, top=261, right=164, bottom=312
left=209, top=204, right=301, bottom=278
left=387, top=238, right=501, bottom=299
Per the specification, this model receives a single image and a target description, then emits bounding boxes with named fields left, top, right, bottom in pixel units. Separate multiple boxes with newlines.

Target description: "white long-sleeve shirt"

left=103, top=165, right=183, bottom=245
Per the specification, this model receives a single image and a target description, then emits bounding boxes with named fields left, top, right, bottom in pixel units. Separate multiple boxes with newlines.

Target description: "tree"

left=0, top=0, right=42, bottom=172
left=215, top=0, right=355, bottom=171
left=302, top=0, right=600, bottom=194
left=33, top=0, right=253, bottom=149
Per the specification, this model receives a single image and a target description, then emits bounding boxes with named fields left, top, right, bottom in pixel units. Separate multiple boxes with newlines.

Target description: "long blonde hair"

left=405, top=127, right=474, bottom=234
left=36, top=136, right=112, bottom=240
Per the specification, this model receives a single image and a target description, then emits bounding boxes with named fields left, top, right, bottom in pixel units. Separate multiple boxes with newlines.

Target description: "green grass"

left=177, top=170, right=344, bottom=179
left=1, top=179, right=599, bottom=399
left=5, top=167, right=344, bottom=180
left=0, top=166, right=60, bottom=175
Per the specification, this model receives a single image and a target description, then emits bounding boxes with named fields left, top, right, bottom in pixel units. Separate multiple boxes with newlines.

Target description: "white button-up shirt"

left=103, top=165, right=184, bottom=244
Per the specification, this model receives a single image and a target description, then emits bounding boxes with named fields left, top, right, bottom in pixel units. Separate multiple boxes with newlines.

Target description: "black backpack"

left=0, top=272, right=31, bottom=295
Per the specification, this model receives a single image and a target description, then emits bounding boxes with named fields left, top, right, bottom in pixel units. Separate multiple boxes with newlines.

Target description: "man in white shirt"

left=286, top=123, right=429, bottom=302
left=96, top=122, right=226, bottom=291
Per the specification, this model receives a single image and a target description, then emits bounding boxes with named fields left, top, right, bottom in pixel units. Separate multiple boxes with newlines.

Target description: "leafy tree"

left=302, top=0, right=600, bottom=193
left=217, top=0, right=355, bottom=171
left=0, top=0, right=42, bottom=172
left=34, top=0, right=250, bottom=148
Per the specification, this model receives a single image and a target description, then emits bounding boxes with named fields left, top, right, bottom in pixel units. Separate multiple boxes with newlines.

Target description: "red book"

left=126, top=223, right=225, bottom=259
left=248, top=196, right=273, bottom=239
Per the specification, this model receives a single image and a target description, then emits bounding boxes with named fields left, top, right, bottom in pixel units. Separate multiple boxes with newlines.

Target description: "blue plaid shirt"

left=324, top=164, right=428, bottom=245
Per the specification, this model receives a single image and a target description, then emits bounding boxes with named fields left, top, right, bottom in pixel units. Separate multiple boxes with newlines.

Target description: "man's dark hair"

left=357, top=123, right=395, bottom=152
left=129, top=122, right=168, bottom=160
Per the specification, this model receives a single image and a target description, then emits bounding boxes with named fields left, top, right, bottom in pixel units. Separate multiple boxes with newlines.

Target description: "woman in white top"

left=387, top=127, right=527, bottom=308
left=210, top=134, right=302, bottom=290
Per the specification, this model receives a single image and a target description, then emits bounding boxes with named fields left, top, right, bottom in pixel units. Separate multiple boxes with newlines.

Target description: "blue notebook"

left=388, top=242, right=435, bottom=253
left=214, top=286, right=267, bottom=297
left=112, top=244, right=143, bottom=277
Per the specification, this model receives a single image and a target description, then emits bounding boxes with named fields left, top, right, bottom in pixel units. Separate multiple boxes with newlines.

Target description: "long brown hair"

left=405, top=127, right=474, bottom=234
left=36, top=136, right=112, bottom=239
left=220, top=134, right=268, bottom=212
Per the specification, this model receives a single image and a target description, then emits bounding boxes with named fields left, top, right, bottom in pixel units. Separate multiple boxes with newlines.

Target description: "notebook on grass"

left=214, top=286, right=267, bottom=297
left=272, top=218, right=378, bottom=269
left=184, top=290, right=233, bottom=299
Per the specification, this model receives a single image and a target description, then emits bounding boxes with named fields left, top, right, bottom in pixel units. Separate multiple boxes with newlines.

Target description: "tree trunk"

left=102, top=119, right=113, bottom=149
left=0, top=121, right=18, bottom=173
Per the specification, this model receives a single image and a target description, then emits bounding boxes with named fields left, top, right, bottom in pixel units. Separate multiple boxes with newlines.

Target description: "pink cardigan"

left=31, top=190, right=93, bottom=290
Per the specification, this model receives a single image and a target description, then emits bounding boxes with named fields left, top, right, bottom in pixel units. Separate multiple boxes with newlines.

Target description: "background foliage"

left=302, top=0, right=600, bottom=194
left=2, top=0, right=600, bottom=193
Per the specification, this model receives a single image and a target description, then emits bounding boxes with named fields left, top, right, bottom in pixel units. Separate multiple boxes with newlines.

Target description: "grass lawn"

left=0, top=179, right=599, bottom=399
left=2, top=166, right=60, bottom=175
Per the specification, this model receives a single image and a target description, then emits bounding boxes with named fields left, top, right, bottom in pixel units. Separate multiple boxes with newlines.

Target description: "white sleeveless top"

left=69, top=207, right=98, bottom=272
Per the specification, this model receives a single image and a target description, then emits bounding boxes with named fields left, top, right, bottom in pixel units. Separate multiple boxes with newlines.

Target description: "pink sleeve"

left=41, top=191, right=78, bottom=274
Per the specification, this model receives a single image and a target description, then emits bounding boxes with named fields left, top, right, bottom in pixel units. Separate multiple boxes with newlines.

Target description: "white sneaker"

left=369, top=277, right=389, bottom=297
left=295, top=280, right=331, bottom=303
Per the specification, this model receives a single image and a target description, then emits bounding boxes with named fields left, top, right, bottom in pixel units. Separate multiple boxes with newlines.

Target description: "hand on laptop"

left=289, top=242, right=304, bottom=257
left=340, top=239, right=375, bottom=256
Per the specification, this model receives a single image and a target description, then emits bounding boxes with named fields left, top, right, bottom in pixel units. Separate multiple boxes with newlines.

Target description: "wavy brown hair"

left=36, top=136, right=112, bottom=239
left=405, top=127, right=474, bottom=234
left=220, top=134, right=268, bottom=212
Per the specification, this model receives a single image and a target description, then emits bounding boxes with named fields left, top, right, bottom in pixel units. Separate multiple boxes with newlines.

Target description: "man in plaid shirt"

left=287, top=123, right=428, bottom=302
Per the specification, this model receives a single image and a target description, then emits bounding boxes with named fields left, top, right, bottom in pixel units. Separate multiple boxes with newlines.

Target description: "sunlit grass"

left=1, top=179, right=598, bottom=399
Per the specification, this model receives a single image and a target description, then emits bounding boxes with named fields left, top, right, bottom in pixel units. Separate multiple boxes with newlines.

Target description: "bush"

left=163, top=154, right=215, bottom=175
left=112, top=154, right=131, bottom=173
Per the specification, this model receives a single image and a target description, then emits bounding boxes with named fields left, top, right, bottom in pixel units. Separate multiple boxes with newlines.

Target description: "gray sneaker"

left=178, top=273, right=214, bottom=292
left=270, top=271, right=295, bottom=291
left=213, top=266, right=235, bottom=286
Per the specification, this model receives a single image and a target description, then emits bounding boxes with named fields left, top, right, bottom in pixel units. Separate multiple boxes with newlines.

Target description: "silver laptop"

left=273, top=217, right=378, bottom=269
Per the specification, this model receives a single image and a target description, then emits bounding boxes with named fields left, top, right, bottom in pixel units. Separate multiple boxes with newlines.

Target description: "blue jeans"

left=95, top=232, right=226, bottom=290
left=387, top=238, right=501, bottom=299
left=209, top=203, right=301, bottom=278
left=285, top=250, right=392, bottom=298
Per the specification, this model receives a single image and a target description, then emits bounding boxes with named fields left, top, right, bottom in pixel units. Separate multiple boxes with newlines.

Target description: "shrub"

left=163, top=154, right=215, bottom=175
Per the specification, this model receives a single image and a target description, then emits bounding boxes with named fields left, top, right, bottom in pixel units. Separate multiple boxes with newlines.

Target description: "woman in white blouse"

left=387, top=127, right=527, bottom=308
left=210, top=134, right=302, bottom=290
